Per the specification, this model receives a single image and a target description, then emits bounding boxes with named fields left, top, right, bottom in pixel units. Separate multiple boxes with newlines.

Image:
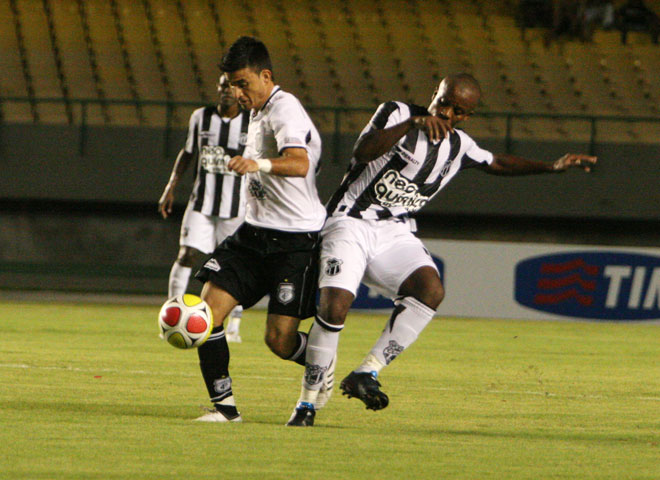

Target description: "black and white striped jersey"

left=184, top=106, right=250, bottom=218
left=326, top=101, right=494, bottom=220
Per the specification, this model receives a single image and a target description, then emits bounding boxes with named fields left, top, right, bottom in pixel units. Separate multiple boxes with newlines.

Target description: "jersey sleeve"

left=270, top=98, right=313, bottom=153
left=183, top=109, right=200, bottom=154
left=460, top=134, right=494, bottom=169
left=368, top=101, right=405, bottom=130
left=354, top=101, right=407, bottom=144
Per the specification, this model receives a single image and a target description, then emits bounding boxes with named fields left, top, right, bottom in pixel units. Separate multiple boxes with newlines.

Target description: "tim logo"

left=515, top=252, right=660, bottom=320
left=352, top=255, right=444, bottom=309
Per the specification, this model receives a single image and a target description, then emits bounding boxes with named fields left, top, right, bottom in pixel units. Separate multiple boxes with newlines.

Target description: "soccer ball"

left=158, top=294, right=214, bottom=349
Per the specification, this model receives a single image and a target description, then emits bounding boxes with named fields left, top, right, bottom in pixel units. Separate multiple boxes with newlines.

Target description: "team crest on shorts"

left=325, top=258, right=343, bottom=276
left=383, top=340, right=404, bottom=365
left=277, top=282, right=295, bottom=304
left=204, top=258, right=221, bottom=272
left=304, top=363, right=327, bottom=386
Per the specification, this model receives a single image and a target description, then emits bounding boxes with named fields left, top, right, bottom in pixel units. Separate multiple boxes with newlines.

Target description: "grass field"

left=1, top=299, right=658, bottom=479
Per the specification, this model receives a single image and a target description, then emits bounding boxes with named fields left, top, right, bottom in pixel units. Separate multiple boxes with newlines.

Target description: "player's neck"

left=253, top=84, right=276, bottom=112
left=217, top=104, right=240, bottom=119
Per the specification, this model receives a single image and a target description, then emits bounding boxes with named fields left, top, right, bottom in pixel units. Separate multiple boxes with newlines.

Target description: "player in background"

left=286, top=73, right=597, bottom=426
left=158, top=74, right=248, bottom=342
left=193, top=36, right=328, bottom=422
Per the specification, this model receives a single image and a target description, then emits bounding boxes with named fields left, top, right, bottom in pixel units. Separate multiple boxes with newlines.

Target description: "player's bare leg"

left=195, top=282, right=242, bottom=422
left=264, top=313, right=305, bottom=361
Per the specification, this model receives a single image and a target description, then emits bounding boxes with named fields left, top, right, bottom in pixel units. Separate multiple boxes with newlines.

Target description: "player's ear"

left=260, top=69, right=273, bottom=83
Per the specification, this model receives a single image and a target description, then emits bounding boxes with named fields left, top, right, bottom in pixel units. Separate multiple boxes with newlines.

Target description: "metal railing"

left=2, top=97, right=660, bottom=158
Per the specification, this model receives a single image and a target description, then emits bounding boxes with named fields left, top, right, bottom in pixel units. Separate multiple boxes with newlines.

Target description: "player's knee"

left=418, top=282, right=444, bottom=310
left=318, top=287, right=353, bottom=326
left=264, top=330, right=290, bottom=358
left=399, top=267, right=444, bottom=310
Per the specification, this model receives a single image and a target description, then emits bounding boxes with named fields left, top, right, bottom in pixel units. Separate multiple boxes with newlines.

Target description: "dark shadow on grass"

left=421, top=428, right=656, bottom=446
left=3, top=400, right=191, bottom=420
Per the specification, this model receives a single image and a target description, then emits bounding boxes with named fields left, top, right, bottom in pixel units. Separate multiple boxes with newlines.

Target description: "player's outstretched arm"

left=158, top=149, right=194, bottom=218
left=228, top=147, right=310, bottom=177
left=353, top=115, right=453, bottom=163
left=481, top=153, right=597, bottom=176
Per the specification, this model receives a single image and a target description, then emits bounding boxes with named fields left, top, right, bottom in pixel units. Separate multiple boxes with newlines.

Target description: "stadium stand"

left=0, top=0, right=34, bottom=122
left=1, top=0, right=659, bottom=141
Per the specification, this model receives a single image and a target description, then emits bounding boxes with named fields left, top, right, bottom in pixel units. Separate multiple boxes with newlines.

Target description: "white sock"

left=226, top=306, right=242, bottom=335
left=357, top=296, right=435, bottom=373
left=299, top=316, right=343, bottom=405
left=168, top=263, right=191, bottom=298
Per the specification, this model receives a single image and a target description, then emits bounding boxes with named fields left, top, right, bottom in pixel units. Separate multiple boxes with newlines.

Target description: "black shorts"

left=195, top=222, right=319, bottom=319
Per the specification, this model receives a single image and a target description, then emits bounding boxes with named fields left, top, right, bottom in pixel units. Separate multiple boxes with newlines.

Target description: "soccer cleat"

left=286, top=402, right=315, bottom=427
left=340, top=371, right=389, bottom=411
left=315, top=353, right=336, bottom=410
left=194, top=405, right=242, bottom=423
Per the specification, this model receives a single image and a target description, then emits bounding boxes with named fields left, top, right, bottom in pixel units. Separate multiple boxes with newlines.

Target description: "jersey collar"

left=253, top=85, right=281, bottom=117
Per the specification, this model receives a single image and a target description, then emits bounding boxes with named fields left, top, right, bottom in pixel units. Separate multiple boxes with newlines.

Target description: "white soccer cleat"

left=315, top=353, right=337, bottom=410
left=194, top=407, right=242, bottom=423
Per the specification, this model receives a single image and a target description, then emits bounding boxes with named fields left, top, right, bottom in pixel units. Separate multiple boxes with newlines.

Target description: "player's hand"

left=411, top=115, right=454, bottom=143
left=158, top=187, right=175, bottom=219
left=552, top=153, right=597, bottom=173
left=228, top=155, right=259, bottom=175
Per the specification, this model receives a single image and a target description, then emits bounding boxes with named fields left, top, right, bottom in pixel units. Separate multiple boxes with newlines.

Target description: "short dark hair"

left=219, top=36, right=273, bottom=75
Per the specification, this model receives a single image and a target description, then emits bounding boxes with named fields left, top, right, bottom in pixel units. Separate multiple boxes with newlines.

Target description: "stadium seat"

left=1, top=0, right=658, bottom=143
left=15, top=0, right=71, bottom=123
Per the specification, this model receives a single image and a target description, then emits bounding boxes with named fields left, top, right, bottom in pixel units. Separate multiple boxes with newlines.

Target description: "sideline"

left=0, top=289, right=165, bottom=306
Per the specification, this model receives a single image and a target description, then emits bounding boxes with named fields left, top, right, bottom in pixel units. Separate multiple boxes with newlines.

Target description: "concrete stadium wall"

left=1, top=123, right=659, bottom=220
left=0, top=123, right=658, bottom=296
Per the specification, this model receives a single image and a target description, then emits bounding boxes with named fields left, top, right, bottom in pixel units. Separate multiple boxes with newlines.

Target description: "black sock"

left=197, top=326, right=233, bottom=403
left=285, top=331, right=307, bottom=366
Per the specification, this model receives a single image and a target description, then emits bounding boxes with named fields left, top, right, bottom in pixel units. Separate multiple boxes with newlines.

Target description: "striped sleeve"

left=184, top=108, right=202, bottom=154
left=368, top=101, right=403, bottom=130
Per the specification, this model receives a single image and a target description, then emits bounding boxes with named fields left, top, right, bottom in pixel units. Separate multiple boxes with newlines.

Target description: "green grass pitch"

left=1, top=300, right=658, bottom=479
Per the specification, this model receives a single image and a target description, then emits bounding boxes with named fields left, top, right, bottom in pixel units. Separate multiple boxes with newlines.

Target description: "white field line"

left=2, top=362, right=658, bottom=402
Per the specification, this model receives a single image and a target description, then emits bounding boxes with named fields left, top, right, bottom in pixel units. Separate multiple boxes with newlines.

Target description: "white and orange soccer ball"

left=158, top=294, right=214, bottom=349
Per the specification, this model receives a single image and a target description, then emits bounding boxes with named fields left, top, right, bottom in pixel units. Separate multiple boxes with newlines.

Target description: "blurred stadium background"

left=1, top=0, right=659, bottom=295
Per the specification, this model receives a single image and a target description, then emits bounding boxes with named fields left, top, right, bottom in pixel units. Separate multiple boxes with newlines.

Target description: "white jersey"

left=185, top=106, right=249, bottom=218
left=242, top=86, right=326, bottom=232
left=326, top=101, right=494, bottom=220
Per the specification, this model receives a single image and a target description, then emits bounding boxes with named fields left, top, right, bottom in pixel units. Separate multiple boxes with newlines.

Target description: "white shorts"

left=319, top=216, right=438, bottom=299
left=179, top=204, right=244, bottom=254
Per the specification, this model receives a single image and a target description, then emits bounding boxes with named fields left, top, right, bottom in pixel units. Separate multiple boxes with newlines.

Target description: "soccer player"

left=193, top=36, right=327, bottom=422
left=286, top=73, right=597, bottom=426
left=158, top=73, right=248, bottom=342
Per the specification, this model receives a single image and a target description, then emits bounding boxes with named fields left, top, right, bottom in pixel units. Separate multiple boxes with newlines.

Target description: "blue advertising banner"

left=515, top=252, right=660, bottom=320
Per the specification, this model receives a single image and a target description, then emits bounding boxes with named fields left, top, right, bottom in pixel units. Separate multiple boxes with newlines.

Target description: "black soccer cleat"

left=286, top=402, right=315, bottom=427
left=340, top=371, right=389, bottom=411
